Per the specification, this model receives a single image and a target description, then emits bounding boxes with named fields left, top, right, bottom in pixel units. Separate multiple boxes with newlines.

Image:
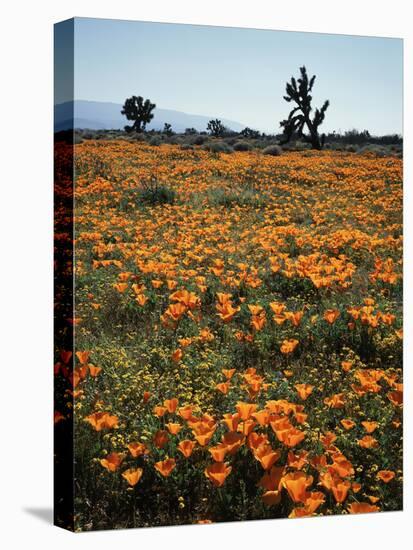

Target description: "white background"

left=0, top=1, right=411, bottom=548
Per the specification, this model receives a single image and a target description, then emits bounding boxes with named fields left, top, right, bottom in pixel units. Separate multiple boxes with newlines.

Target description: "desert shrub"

left=137, top=177, right=176, bottom=205
left=263, top=144, right=282, bottom=156
left=358, top=144, right=391, bottom=157
left=192, top=135, right=206, bottom=146
left=180, top=143, right=194, bottom=151
left=233, top=141, right=252, bottom=152
left=203, top=141, right=233, bottom=154
left=149, top=135, right=162, bottom=147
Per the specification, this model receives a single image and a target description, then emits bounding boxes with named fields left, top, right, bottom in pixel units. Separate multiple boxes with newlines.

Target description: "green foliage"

left=263, top=144, right=283, bottom=156
left=233, top=141, right=253, bottom=152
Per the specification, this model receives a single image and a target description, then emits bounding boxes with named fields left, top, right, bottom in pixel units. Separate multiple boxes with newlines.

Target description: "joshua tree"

left=279, top=66, right=329, bottom=150
left=163, top=123, right=173, bottom=136
left=240, top=127, right=260, bottom=139
left=207, top=119, right=226, bottom=137
left=121, top=95, right=156, bottom=133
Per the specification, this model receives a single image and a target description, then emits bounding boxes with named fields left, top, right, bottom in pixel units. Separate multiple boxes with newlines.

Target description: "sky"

left=56, top=17, right=403, bottom=135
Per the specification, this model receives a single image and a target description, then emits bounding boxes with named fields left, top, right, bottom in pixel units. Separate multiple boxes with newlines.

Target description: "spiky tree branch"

left=279, top=66, right=329, bottom=150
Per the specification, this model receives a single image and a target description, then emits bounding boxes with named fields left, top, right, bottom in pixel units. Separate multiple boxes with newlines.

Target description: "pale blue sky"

left=60, top=17, right=402, bottom=135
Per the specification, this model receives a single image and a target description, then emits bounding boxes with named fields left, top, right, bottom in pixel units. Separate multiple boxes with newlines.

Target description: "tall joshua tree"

left=279, top=66, right=329, bottom=150
left=207, top=119, right=226, bottom=137
left=121, top=95, right=156, bottom=133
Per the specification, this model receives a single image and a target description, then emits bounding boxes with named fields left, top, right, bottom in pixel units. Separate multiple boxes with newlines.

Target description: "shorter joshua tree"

left=163, top=123, right=173, bottom=136
left=121, top=95, right=156, bottom=133
left=207, top=119, right=226, bottom=137
left=279, top=66, right=329, bottom=150
left=240, top=127, right=260, bottom=139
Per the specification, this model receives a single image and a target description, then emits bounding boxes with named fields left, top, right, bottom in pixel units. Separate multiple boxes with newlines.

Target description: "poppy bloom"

left=341, top=361, right=353, bottom=372
left=164, top=398, right=179, bottom=413
left=295, top=383, right=314, bottom=400
left=377, top=470, right=395, bottom=483
left=171, top=349, right=183, bottom=363
left=281, top=472, right=313, bottom=503
left=331, top=479, right=351, bottom=503
left=358, top=435, right=379, bottom=449
left=76, top=351, right=90, bottom=365
left=253, top=444, right=281, bottom=470
left=85, top=411, right=118, bottom=431
left=324, top=393, right=346, bottom=409
left=208, top=443, right=228, bottom=462
left=216, top=382, right=230, bottom=395
left=153, top=430, right=169, bottom=449
left=280, top=339, right=299, bottom=354
left=100, top=452, right=123, bottom=472
left=340, top=419, right=356, bottom=431
left=361, top=421, right=378, bottom=433
left=178, top=439, right=196, bottom=458
left=235, top=402, right=258, bottom=421
left=155, top=458, right=176, bottom=477
left=204, top=462, right=232, bottom=487
left=153, top=406, right=167, bottom=418
left=347, top=502, right=380, bottom=514
left=122, top=467, right=143, bottom=487
left=178, top=405, right=194, bottom=420
left=323, top=309, right=340, bottom=324
left=222, top=368, right=236, bottom=380
left=88, top=364, right=102, bottom=377
left=166, top=422, right=182, bottom=435
left=127, top=442, right=148, bottom=458
left=60, top=350, right=72, bottom=364
left=221, top=432, right=245, bottom=455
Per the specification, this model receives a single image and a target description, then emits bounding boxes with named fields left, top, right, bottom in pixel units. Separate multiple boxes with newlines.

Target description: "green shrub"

left=138, top=178, right=176, bottom=205
left=233, top=141, right=252, bottom=152
left=149, top=135, right=162, bottom=146
left=203, top=141, right=233, bottom=154
left=262, top=144, right=282, bottom=156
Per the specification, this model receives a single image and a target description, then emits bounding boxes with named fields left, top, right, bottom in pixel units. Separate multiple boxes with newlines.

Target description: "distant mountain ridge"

left=54, top=100, right=246, bottom=133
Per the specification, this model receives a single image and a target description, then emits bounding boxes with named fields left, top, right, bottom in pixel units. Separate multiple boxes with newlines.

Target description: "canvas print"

left=54, top=18, right=403, bottom=531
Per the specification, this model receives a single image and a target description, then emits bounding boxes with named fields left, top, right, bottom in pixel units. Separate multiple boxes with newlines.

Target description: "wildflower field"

left=55, top=140, right=403, bottom=530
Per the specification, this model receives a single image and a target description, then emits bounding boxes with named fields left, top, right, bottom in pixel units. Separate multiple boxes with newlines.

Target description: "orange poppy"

left=361, top=421, right=378, bottom=433
left=122, top=467, right=143, bottom=487
left=85, top=411, right=118, bottom=431
left=281, top=472, right=313, bottom=503
left=204, top=462, right=232, bottom=487
left=155, top=458, right=176, bottom=477
left=280, top=339, right=299, bottom=354
left=153, top=430, right=169, bottom=449
left=340, top=419, right=356, bottom=431
left=253, top=444, right=281, bottom=470
left=222, top=368, right=236, bottom=380
left=166, top=422, right=182, bottom=435
left=377, top=470, right=395, bottom=483
left=331, top=479, right=351, bottom=503
left=358, top=435, right=379, bottom=449
left=127, top=442, right=148, bottom=458
left=76, top=351, right=90, bottom=365
left=235, top=402, right=258, bottom=421
left=295, top=383, right=314, bottom=400
left=88, top=364, right=102, bottom=377
left=347, top=502, right=380, bottom=514
left=164, top=398, right=179, bottom=413
left=208, top=443, right=228, bottom=462
left=323, top=309, right=340, bottom=324
left=178, top=439, right=196, bottom=458
left=100, top=452, right=123, bottom=472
